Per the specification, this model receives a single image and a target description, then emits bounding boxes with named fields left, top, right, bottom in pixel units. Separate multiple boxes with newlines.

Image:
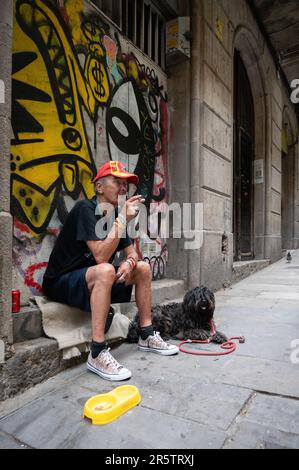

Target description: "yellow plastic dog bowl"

left=83, top=385, right=141, bottom=425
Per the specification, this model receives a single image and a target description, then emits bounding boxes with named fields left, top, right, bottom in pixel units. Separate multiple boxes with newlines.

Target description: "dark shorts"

left=43, top=267, right=133, bottom=312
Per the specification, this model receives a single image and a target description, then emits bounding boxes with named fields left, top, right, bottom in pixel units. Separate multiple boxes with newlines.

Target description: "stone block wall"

left=195, top=0, right=297, bottom=289
left=0, top=0, right=13, bottom=354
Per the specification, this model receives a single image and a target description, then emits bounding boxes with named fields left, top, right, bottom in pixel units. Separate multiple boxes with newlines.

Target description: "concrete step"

left=132, top=278, right=185, bottom=304
left=116, top=279, right=185, bottom=320
left=232, top=259, right=271, bottom=284
left=0, top=338, right=80, bottom=402
left=13, top=307, right=43, bottom=344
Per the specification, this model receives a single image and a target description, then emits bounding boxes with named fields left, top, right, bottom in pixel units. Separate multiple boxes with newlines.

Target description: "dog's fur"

left=127, top=286, right=227, bottom=344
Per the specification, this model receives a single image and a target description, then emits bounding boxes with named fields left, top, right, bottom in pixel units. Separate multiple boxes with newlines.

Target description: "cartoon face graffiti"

left=106, top=79, right=157, bottom=206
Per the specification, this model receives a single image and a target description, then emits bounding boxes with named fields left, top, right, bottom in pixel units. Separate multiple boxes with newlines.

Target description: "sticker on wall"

left=0, top=79, right=5, bottom=104
left=215, top=17, right=224, bottom=42
left=254, top=159, right=264, bottom=185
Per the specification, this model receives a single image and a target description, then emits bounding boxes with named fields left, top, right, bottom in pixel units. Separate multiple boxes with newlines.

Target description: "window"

left=136, top=1, right=143, bottom=49
left=90, top=0, right=166, bottom=68
left=90, top=0, right=121, bottom=25
left=144, top=3, right=150, bottom=56
left=127, top=0, right=135, bottom=41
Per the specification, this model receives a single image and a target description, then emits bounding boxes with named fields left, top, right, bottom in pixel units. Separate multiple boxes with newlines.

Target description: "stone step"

left=115, top=279, right=185, bottom=320
left=0, top=338, right=76, bottom=402
left=132, top=278, right=185, bottom=304
left=13, top=307, right=44, bottom=344
left=12, top=279, right=185, bottom=343
left=232, top=259, right=271, bottom=284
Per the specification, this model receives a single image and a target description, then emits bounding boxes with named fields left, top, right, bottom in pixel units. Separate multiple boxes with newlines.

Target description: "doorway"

left=233, top=50, right=255, bottom=261
left=281, top=123, right=294, bottom=250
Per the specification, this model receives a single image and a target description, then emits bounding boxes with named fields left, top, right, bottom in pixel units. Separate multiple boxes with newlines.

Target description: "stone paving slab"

left=242, top=393, right=299, bottom=434
left=224, top=283, right=299, bottom=293
left=0, top=431, right=30, bottom=449
left=0, top=370, right=81, bottom=420
left=243, top=278, right=299, bottom=286
left=216, top=294, right=277, bottom=308
left=225, top=421, right=299, bottom=449
left=215, top=316, right=297, bottom=363
left=0, top=383, right=226, bottom=449
left=213, top=355, right=299, bottom=398
left=216, top=332, right=293, bottom=363
left=217, top=304, right=299, bottom=325
left=259, top=292, right=299, bottom=300
left=224, top=393, right=299, bottom=449
left=75, top=370, right=252, bottom=432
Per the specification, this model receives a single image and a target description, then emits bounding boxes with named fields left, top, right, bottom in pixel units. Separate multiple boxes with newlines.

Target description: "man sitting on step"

left=42, top=161, right=178, bottom=381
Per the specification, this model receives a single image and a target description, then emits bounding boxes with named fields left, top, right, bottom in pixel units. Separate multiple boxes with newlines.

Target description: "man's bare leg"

left=128, top=261, right=152, bottom=328
left=86, top=263, right=115, bottom=342
left=86, top=263, right=132, bottom=380
left=128, top=261, right=179, bottom=355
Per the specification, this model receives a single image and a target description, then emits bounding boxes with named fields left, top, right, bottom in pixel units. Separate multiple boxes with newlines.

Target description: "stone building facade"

left=0, top=0, right=298, bottom=359
left=168, top=0, right=299, bottom=289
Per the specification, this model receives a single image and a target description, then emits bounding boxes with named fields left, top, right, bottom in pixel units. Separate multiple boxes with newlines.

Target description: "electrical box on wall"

left=166, top=17, right=191, bottom=67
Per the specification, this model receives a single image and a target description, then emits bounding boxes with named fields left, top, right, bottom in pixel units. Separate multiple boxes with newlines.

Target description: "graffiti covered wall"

left=11, top=0, right=169, bottom=300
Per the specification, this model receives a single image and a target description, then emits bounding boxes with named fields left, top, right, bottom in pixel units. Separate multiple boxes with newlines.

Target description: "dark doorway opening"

left=281, top=124, right=294, bottom=251
left=233, top=50, right=255, bottom=261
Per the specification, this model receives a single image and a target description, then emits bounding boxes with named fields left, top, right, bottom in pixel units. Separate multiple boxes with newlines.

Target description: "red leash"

left=179, top=320, right=245, bottom=356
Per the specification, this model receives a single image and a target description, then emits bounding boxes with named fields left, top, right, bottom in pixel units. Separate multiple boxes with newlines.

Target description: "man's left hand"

left=115, top=262, right=132, bottom=285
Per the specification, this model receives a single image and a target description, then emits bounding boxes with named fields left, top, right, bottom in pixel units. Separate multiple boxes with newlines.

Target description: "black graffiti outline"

left=106, top=78, right=163, bottom=206
left=11, top=173, right=60, bottom=233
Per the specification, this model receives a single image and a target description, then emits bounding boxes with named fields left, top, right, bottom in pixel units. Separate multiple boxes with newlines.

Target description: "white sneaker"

left=87, top=348, right=132, bottom=381
left=138, top=332, right=179, bottom=356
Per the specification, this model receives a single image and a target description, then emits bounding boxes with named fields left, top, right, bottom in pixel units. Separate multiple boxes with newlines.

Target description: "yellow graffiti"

left=11, top=0, right=110, bottom=233
left=119, top=54, right=151, bottom=90
left=64, top=0, right=85, bottom=46
left=82, top=21, right=110, bottom=106
left=215, top=17, right=224, bottom=42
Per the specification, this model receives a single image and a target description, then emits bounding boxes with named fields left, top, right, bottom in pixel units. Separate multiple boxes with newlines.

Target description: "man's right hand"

left=120, top=195, right=145, bottom=223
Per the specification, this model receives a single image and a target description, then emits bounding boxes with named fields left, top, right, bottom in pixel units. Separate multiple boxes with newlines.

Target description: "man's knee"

left=92, top=263, right=115, bottom=284
left=136, top=261, right=152, bottom=280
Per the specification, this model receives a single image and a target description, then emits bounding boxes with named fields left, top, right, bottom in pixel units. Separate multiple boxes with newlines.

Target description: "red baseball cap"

left=92, top=161, right=139, bottom=185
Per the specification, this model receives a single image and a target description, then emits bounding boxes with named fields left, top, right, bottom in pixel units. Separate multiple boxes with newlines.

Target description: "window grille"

left=90, top=0, right=166, bottom=68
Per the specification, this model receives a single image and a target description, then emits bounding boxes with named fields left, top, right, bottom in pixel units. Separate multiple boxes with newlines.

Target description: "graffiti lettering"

left=25, top=262, right=48, bottom=292
left=291, top=79, right=299, bottom=104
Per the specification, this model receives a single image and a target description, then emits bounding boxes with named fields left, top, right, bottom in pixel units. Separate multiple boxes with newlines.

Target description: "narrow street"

left=1, top=252, right=298, bottom=449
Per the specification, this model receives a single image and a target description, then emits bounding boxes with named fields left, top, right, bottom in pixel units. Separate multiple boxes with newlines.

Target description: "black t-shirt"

left=43, top=197, right=132, bottom=284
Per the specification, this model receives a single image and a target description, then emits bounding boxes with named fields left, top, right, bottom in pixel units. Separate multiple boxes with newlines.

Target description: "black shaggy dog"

left=127, top=286, right=227, bottom=344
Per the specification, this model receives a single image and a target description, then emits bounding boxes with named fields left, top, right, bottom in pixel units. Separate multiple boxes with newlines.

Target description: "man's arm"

left=114, top=244, right=139, bottom=284
left=123, top=244, right=139, bottom=265
left=87, top=195, right=144, bottom=264
left=87, top=222, right=124, bottom=265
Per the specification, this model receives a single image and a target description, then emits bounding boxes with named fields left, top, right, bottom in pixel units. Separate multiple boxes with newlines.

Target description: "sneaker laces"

left=101, top=348, right=123, bottom=371
left=151, top=332, right=169, bottom=348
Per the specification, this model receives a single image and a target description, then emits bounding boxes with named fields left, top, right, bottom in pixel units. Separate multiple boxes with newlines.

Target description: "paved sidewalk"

left=0, top=252, right=299, bottom=449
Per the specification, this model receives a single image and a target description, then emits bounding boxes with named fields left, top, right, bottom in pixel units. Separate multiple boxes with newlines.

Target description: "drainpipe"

left=0, top=0, right=14, bottom=361
left=188, top=0, right=202, bottom=288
